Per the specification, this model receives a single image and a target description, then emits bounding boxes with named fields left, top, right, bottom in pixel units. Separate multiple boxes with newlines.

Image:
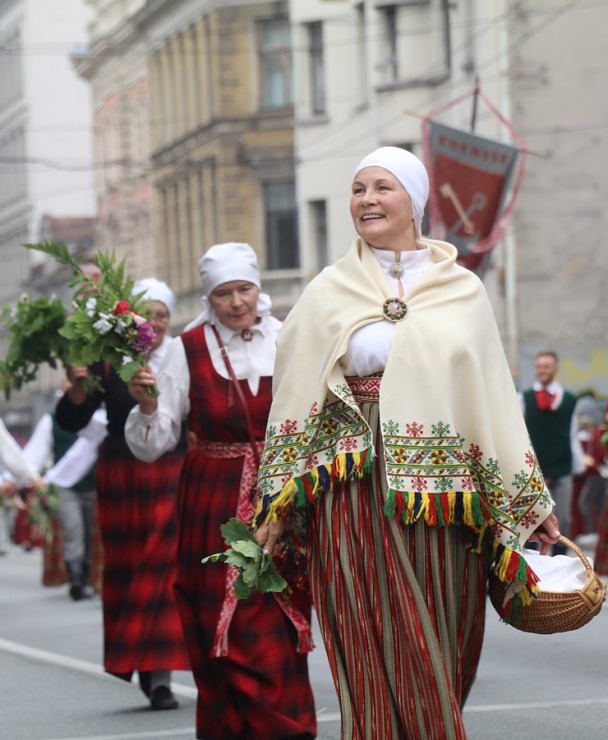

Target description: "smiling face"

left=209, top=280, right=259, bottom=332
left=147, top=300, right=170, bottom=350
left=350, top=166, right=416, bottom=251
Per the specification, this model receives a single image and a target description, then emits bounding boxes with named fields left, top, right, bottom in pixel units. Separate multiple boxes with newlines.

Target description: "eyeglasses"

left=150, top=312, right=170, bottom=324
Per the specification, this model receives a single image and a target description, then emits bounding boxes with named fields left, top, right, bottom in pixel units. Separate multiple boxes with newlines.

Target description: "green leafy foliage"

left=22, top=241, right=158, bottom=394
left=0, top=295, right=70, bottom=399
left=27, top=484, right=61, bottom=543
left=201, top=517, right=287, bottom=599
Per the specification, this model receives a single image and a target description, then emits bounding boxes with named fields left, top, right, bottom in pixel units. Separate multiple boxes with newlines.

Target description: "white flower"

left=115, top=318, right=126, bottom=335
left=122, top=355, right=133, bottom=365
left=93, top=317, right=113, bottom=335
left=85, top=297, right=97, bottom=318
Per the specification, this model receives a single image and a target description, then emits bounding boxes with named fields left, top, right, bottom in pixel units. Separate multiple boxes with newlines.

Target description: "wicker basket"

left=488, top=535, right=606, bottom=634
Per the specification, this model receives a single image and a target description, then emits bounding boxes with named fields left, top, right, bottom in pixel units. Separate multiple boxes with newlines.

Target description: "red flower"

left=113, top=300, right=131, bottom=315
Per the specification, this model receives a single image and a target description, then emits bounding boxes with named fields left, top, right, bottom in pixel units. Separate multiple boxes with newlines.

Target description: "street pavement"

left=1, top=541, right=608, bottom=739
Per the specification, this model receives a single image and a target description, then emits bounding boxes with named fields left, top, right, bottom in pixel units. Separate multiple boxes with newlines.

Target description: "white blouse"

left=22, top=409, right=107, bottom=489
left=125, top=316, right=282, bottom=463
left=340, top=245, right=433, bottom=377
left=0, top=418, right=38, bottom=486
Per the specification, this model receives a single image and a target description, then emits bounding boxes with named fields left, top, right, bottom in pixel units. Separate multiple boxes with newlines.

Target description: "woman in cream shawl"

left=255, top=147, right=560, bottom=739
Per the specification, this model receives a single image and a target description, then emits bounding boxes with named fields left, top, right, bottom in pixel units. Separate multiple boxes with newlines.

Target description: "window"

left=355, top=3, right=369, bottom=105
left=310, top=200, right=328, bottom=270
left=375, top=1, right=451, bottom=89
left=258, top=18, right=293, bottom=109
left=382, top=5, right=398, bottom=82
left=308, top=22, right=325, bottom=115
left=264, top=182, right=299, bottom=269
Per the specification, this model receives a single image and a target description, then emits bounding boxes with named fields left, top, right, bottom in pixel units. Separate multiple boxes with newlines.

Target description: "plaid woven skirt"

left=175, top=445, right=317, bottom=740
left=308, top=396, right=491, bottom=739
left=96, top=443, right=189, bottom=676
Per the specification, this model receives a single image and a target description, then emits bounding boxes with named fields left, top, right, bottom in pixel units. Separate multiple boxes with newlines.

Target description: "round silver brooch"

left=382, top=297, right=408, bottom=322
left=387, top=262, right=405, bottom=279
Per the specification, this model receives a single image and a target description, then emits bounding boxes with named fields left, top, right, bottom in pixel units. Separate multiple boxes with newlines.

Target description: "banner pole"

left=470, top=77, right=480, bottom=132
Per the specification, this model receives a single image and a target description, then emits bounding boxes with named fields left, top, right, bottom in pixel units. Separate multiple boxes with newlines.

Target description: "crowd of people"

left=0, top=145, right=606, bottom=739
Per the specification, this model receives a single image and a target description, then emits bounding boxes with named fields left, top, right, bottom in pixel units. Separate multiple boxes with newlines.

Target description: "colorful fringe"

left=255, top=451, right=541, bottom=625
left=491, top=540, right=541, bottom=624
left=255, top=449, right=372, bottom=525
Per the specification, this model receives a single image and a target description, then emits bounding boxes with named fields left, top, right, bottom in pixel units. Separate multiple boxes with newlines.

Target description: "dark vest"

left=51, top=413, right=97, bottom=492
left=523, top=389, right=577, bottom=478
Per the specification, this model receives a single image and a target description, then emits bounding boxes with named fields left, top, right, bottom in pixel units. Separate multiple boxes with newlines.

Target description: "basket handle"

left=556, top=535, right=595, bottom=578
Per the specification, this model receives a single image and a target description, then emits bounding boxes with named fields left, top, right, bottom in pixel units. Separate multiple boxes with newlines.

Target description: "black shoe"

left=150, top=686, right=179, bottom=711
left=66, top=560, right=91, bottom=601
left=69, top=583, right=84, bottom=601
left=138, top=671, right=151, bottom=698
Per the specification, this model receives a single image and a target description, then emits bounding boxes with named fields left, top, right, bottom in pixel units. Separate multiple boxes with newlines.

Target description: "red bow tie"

left=535, top=388, right=555, bottom=411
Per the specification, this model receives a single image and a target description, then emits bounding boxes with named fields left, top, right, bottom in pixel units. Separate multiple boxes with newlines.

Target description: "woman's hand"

left=527, top=512, right=561, bottom=555
left=0, top=479, right=18, bottom=499
left=127, top=367, right=158, bottom=415
left=65, top=364, right=90, bottom=405
left=254, top=518, right=286, bottom=555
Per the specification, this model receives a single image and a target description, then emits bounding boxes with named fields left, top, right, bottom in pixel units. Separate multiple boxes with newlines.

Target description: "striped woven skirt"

left=307, top=382, right=491, bottom=739
left=593, top=501, right=608, bottom=574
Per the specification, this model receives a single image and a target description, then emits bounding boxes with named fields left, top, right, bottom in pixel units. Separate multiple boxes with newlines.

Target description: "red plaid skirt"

left=96, top=443, right=189, bottom=676
left=176, top=326, right=316, bottom=739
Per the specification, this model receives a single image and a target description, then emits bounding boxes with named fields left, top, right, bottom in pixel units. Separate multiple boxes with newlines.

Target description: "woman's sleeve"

left=124, top=338, right=191, bottom=462
left=22, top=413, right=54, bottom=473
left=0, top=419, right=38, bottom=486
left=55, top=367, right=104, bottom=433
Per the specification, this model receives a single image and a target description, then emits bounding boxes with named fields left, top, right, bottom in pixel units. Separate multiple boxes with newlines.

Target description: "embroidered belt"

left=347, top=374, right=382, bottom=403
left=194, top=438, right=260, bottom=459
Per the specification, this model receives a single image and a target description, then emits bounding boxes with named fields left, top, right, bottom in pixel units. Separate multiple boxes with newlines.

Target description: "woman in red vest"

left=56, top=279, right=189, bottom=711
left=125, top=243, right=316, bottom=740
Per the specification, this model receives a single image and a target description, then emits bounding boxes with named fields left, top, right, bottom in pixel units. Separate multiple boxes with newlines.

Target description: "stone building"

left=134, top=0, right=301, bottom=326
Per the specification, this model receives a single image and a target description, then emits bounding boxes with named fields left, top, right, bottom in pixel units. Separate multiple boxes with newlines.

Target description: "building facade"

left=72, top=0, right=153, bottom=279
left=134, top=0, right=301, bottom=326
left=0, top=0, right=94, bottom=302
left=0, top=0, right=94, bottom=426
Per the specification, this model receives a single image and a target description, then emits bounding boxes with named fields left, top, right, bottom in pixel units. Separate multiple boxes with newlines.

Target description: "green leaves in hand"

left=201, top=517, right=287, bottom=599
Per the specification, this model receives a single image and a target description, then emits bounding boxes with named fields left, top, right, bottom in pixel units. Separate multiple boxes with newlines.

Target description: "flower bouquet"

left=27, top=484, right=60, bottom=543
left=23, top=241, right=159, bottom=396
left=0, top=295, right=69, bottom=399
left=202, top=518, right=287, bottom=599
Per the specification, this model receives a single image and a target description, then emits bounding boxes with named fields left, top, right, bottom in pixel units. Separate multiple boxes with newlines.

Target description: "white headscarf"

left=132, top=278, right=176, bottom=314
left=184, top=242, right=272, bottom=330
left=354, top=146, right=429, bottom=236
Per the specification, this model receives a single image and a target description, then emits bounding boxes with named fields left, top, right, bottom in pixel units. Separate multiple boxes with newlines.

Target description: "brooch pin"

left=241, top=328, right=253, bottom=341
left=387, top=262, right=405, bottom=279
left=382, top=297, right=408, bottom=322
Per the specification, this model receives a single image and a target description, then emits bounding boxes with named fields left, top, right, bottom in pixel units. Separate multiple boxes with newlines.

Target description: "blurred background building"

left=0, top=0, right=94, bottom=429
left=1, top=0, right=607, bottom=429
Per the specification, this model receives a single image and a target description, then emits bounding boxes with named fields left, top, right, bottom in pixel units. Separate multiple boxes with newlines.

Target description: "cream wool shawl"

left=255, top=238, right=553, bottom=615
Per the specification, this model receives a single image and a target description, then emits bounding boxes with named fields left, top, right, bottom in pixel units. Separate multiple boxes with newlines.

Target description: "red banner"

left=423, top=119, right=522, bottom=274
